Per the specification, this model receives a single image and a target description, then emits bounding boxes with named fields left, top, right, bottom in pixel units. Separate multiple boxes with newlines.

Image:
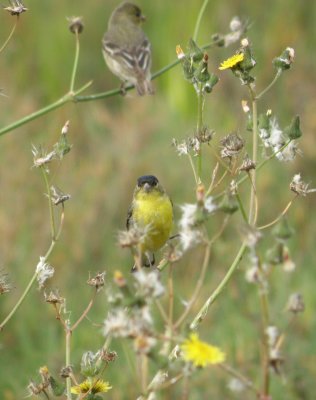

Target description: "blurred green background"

left=0, top=0, right=315, bottom=398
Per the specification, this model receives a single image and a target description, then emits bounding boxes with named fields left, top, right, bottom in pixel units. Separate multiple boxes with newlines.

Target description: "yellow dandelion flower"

left=180, top=333, right=225, bottom=367
left=71, top=379, right=112, bottom=394
left=219, top=53, right=244, bottom=70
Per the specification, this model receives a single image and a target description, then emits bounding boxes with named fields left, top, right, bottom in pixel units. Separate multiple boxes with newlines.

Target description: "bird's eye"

left=135, top=9, right=141, bottom=17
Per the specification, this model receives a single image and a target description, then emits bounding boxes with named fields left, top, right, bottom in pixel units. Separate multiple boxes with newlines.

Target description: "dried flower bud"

left=176, top=45, right=185, bottom=60
left=67, top=16, right=84, bottom=34
left=50, top=186, right=71, bottom=206
left=4, top=0, right=27, bottom=15
left=220, top=133, right=245, bottom=158
left=101, top=349, right=117, bottom=363
left=273, top=47, right=295, bottom=70
left=44, top=289, right=64, bottom=305
left=134, top=334, right=157, bottom=354
left=60, top=366, right=73, bottom=379
left=290, top=174, right=315, bottom=196
left=287, top=293, right=305, bottom=314
left=87, top=271, right=105, bottom=291
left=239, top=154, right=256, bottom=172
left=81, top=351, right=102, bottom=377
left=0, top=270, right=13, bottom=294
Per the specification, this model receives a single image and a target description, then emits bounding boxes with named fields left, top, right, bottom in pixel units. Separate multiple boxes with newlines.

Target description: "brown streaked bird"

left=102, top=2, right=154, bottom=96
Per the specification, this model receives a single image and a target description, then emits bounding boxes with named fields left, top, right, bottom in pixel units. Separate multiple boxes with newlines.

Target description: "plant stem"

left=69, top=31, right=80, bottom=93
left=168, top=265, right=174, bottom=331
left=196, top=83, right=204, bottom=183
left=0, top=238, right=56, bottom=330
left=256, top=69, right=282, bottom=100
left=0, top=270, right=37, bottom=330
left=258, top=195, right=297, bottom=230
left=190, top=242, right=247, bottom=330
left=0, top=16, right=18, bottom=54
left=248, top=86, right=258, bottom=225
left=65, top=324, right=72, bottom=399
left=235, top=191, right=248, bottom=223
left=193, top=0, right=209, bottom=41
left=174, top=244, right=210, bottom=329
left=0, top=80, right=92, bottom=137
left=71, top=289, right=97, bottom=331
left=41, top=167, right=56, bottom=240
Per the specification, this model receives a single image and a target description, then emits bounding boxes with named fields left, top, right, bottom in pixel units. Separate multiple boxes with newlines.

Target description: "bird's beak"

left=140, top=14, right=146, bottom=22
left=143, top=182, right=150, bottom=192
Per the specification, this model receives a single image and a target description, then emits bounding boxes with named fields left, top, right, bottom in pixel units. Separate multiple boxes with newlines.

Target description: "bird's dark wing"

left=126, top=205, right=133, bottom=230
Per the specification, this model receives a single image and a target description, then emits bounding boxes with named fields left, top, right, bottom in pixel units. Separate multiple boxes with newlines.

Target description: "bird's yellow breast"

left=132, top=190, right=173, bottom=252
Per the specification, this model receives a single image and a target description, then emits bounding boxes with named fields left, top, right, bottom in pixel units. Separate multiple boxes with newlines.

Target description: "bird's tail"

left=136, top=78, right=154, bottom=96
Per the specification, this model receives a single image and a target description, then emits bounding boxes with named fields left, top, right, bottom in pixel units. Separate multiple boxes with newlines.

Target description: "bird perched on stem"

left=127, top=175, right=173, bottom=270
left=102, top=2, right=154, bottom=96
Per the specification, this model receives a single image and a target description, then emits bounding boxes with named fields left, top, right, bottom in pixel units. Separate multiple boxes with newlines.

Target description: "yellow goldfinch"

left=127, top=175, right=173, bottom=269
left=102, top=2, right=154, bottom=96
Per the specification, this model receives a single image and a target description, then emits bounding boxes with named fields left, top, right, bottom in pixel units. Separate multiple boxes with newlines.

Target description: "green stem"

left=196, top=83, right=204, bottom=183
left=193, top=0, right=209, bottom=41
left=69, top=31, right=80, bottom=93
left=0, top=271, right=37, bottom=331
left=0, top=81, right=92, bottom=137
left=0, top=239, right=56, bottom=331
left=190, top=242, right=247, bottom=330
left=65, top=326, right=72, bottom=399
left=256, top=69, right=282, bottom=100
left=236, top=191, right=248, bottom=223
left=248, top=87, right=258, bottom=225
left=0, top=16, right=18, bottom=54
left=41, top=167, right=56, bottom=240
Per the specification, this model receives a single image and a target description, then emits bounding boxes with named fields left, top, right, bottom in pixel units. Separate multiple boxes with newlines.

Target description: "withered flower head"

left=220, top=133, right=245, bottom=158
left=4, top=0, right=27, bottom=16
left=287, top=293, right=305, bottom=314
left=67, top=16, right=84, bottom=34
left=50, top=186, right=71, bottom=206
left=239, top=154, right=256, bottom=172
left=290, top=174, right=315, bottom=196
left=101, top=349, right=117, bottom=363
left=0, top=270, right=13, bottom=294
left=87, top=271, right=105, bottom=291
left=44, top=289, right=64, bottom=305
left=59, top=366, right=73, bottom=379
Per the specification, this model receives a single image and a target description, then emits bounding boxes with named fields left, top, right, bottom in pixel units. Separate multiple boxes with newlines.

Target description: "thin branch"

left=174, top=243, right=211, bottom=329
left=0, top=16, right=18, bottom=54
left=71, top=289, right=97, bottom=331
left=193, top=0, right=209, bottom=41
left=258, top=195, right=297, bottom=230
left=190, top=242, right=247, bottom=330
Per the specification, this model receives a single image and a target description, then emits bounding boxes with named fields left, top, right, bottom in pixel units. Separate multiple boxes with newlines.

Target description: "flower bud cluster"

left=176, top=40, right=219, bottom=94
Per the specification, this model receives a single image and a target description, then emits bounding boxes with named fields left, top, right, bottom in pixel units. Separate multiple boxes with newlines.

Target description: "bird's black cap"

left=137, top=175, right=159, bottom=187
